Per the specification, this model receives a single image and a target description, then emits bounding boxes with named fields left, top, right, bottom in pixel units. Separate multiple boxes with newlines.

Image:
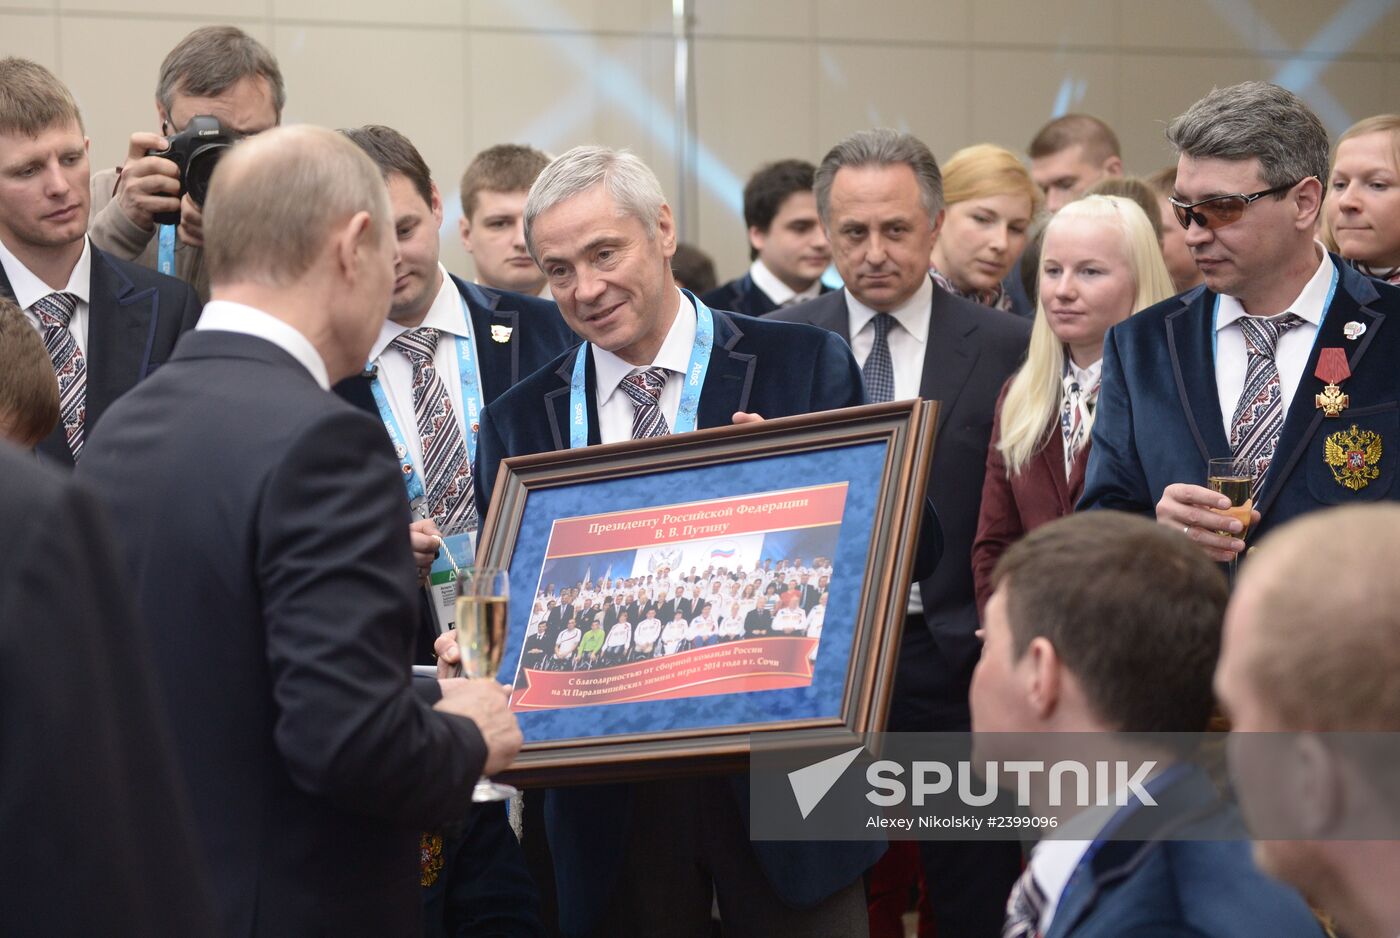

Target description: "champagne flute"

left=1207, top=457, right=1253, bottom=576
left=455, top=566, right=520, bottom=803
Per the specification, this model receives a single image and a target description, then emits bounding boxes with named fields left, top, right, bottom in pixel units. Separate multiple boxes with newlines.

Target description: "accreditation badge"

left=1323, top=424, right=1383, bottom=492
left=427, top=528, right=479, bottom=636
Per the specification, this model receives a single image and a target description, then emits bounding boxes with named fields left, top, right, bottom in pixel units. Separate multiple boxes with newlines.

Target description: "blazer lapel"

left=544, top=348, right=599, bottom=451
left=696, top=309, right=755, bottom=430
left=85, top=251, right=159, bottom=432
left=1039, top=423, right=1073, bottom=511
left=1164, top=289, right=1230, bottom=467
left=919, top=287, right=979, bottom=438
left=1257, top=262, right=1385, bottom=518
left=456, top=276, right=520, bottom=404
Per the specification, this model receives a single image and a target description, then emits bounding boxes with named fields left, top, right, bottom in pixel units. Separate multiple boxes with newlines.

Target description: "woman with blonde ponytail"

left=972, top=196, right=1174, bottom=613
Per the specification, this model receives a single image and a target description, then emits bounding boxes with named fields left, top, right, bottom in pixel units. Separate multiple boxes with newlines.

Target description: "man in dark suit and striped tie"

left=0, top=58, right=200, bottom=468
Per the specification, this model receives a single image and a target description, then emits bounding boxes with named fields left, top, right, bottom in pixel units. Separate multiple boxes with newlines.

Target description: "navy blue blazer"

left=0, top=244, right=201, bottom=467
left=474, top=305, right=884, bottom=936
left=78, top=332, right=487, bottom=937
left=1044, top=768, right=1322, bottom=938
left=1082, top=258, right=1400, bottom=539
left=771, top=285, right=1030, bottom=727
left=700, top=270, right=832, bottom=318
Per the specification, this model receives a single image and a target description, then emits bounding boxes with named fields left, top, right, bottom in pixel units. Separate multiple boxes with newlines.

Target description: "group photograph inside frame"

left=476, top=400, right=937, bottom=785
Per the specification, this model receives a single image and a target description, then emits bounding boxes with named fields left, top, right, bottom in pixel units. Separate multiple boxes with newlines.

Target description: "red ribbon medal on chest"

left=1314, top=348, right=1351, bottom=417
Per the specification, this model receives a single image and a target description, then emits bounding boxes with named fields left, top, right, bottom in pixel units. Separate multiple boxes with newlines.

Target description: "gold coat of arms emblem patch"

left=1323, top=424, right=1383, bottom=492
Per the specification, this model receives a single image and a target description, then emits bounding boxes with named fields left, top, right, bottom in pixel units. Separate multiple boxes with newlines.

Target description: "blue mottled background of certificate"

left=499, top=440, right=886, bottom=743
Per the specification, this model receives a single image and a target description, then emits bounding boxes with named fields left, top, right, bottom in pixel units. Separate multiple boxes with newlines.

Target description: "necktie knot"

left=1002, top=866, right=1047, bottom=938
left=621, top=367, right=668, bottom=407
left=35, top=292, right=79, bottom=330
left=862, top=313, right=897, bottom=404
left=871, top=312, right=895, bottom=340
left=1238, top=313, right=1303, bottom=358
left=392, top=327, right=442, bottom=366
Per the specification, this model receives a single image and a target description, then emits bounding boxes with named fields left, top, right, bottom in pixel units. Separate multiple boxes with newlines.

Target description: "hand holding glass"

left=455, top=566, right=519, bottom=803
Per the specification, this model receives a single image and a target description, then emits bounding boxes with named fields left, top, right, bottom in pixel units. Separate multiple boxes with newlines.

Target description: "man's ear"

left=656, top=202, right=677, bottom=259
left=1104, top=155, right=1124, bottom=177
left=1293, top=176, right=1324, bottom=233
left=1024, top=636, right=1063, bottom=720
left=336, top=210, right=375, bottom=279
left=748, top=224, right=767, bottom=256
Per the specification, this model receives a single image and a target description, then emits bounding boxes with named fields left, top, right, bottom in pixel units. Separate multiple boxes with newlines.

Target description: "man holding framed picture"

left=469, top=146, right=880, bottom=938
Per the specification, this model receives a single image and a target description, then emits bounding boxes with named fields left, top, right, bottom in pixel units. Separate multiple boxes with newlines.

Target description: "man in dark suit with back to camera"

left=0, top=441, right=218, bottom=936
left=772, top=127, right=1030, bottom=936
left=972, top=512, right=1324, bottom=938
left=77, top=125, right=522, bottom=938
left=702, top=158, right=833, bottom=316
left=463, top=144, right=876, bottom=937
left=1081, top=81, right=1400, bottom=553
left=0, top=57, right=200, bottom=468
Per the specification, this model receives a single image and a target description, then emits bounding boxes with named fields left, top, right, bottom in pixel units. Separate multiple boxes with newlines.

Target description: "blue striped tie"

left=35, top=292, right=86, bottom=460
left=620, top=367, right=671, bottom=439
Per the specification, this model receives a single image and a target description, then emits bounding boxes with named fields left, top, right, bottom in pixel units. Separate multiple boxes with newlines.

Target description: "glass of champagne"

left=1207, top=457, right=1253, bottom=575
left=455, top=566, right=520, bottom=803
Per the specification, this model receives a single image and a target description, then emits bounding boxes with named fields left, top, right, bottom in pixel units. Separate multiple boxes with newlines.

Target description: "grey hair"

left=813, top=128, right=944, bottom=227
left=523, top=146, right=665, bottom=261
left=1166, top=81, right=1329, bottom=190
left=157, top=26, right=286, bottom=120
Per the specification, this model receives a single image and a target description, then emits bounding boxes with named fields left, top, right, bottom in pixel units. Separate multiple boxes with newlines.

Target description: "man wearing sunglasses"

left=1082, top=81, right=1400, bottom=558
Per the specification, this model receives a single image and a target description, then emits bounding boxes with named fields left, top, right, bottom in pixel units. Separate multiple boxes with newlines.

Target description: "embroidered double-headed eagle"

left=1323, top=424, right=1383, bottom=492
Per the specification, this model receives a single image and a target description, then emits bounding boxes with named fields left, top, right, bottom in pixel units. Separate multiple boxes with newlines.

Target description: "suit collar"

left=1257, top=256, right=1386, bottom=517
left=170, top=328, right=324, bottom=386
left=540, top=306, right=754, bottom=449
left=1046, top=766, right=1228, bottom=938
left=0, top=235, right=93, bottom=306
left=919, top=286, right=981, bottom=435
left=454, top=273, right=521, bottom=402
left=1165, top=289, right=1231, bottom=467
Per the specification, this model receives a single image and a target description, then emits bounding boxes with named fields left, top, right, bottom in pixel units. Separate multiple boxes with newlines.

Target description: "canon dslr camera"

left=147, top=115, right=234, bottom=226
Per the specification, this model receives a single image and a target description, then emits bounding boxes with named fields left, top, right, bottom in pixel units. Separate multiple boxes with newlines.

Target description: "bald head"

left=1222, top=505, right=1400, bottom=731
left=204, top=125, right=391, bottom=288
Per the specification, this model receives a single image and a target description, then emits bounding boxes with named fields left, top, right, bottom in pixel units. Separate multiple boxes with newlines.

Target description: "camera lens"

left=184, top=143, right=230, bottom=208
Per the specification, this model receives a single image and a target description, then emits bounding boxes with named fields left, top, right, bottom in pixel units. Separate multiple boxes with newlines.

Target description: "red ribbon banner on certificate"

left=545, top=483, right=850, bottom=558
left=512, top=636, right=821, bottom=710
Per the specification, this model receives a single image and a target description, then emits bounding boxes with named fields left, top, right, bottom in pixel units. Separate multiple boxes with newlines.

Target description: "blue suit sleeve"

left=1080, top=325, right=1154, bottom=516
left=811, top=332, right=868, bottom=411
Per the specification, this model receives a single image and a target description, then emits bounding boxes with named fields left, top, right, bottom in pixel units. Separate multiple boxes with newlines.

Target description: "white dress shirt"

left=196, top=300, right=329, bottom=389
left=0, top=236, right=93, bottom=355
left=749, top=258, right=821, bottom=307
left=1215, top=248, right=1334, bottom=436
left=1067, top=357, right=1102, bottom=392
left=367, top=266, right=484, bottom=477
left=593, top=287, right=693, bottom=445
left=845, top=274, right=934, bottom=402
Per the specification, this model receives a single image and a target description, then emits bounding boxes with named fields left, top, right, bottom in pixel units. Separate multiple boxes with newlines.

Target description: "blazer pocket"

left=1306, top=403, right=1398, bottom=504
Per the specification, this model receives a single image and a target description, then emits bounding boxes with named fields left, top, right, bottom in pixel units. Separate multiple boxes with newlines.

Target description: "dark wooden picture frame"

left=478, top=399, right=938, bottom=787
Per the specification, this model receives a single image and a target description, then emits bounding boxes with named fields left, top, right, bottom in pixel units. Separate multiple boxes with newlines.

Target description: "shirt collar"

left=195, top=299, right=331, bottom=390
left=370, top=265, right=467, bottom=361
left=593, top=287, right=695, bottom=407
left=749, top=259, right=820, bottom=306
left=1216, top=245, right=1334, bottom=332
left=1067, top=357, right=1102, bottom=389
left=0, top=235, right=92, bottom=309
left=845, top=274, right=933, bottom=345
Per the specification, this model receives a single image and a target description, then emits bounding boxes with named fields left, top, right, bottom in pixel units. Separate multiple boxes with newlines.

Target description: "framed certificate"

left=478, top=400, right=938, bottom=786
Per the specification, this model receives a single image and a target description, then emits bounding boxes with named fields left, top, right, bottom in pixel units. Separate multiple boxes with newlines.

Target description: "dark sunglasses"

left=1169, top=180, right=1302, bottom=231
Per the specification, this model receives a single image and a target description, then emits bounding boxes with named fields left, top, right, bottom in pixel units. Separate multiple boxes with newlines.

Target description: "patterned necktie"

left=1229, top=313, right=1304, bottom=484
left=620, top=367, right=671, bottom=439
left=391, top=328, right=476, bottom=532
left=35, top=292, right=86, bottom=460
left=1059, top=368, right=1100, bottom=480
left=1002, top=866, right=1047, bottom=938
left=862, top=313, right=896, bottom=404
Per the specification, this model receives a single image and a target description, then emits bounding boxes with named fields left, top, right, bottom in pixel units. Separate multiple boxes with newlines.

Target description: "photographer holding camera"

left=88, top=26, right=283, bottom=299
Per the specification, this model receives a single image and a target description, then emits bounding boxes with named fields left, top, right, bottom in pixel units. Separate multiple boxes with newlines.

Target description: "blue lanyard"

left=157, top=224, right=176, bottom=276
left=1209, top=262, right=1339, bottom=359
left=568, top=291, right=714, bottom=450
left=368, top=293, right=485, bottom=511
